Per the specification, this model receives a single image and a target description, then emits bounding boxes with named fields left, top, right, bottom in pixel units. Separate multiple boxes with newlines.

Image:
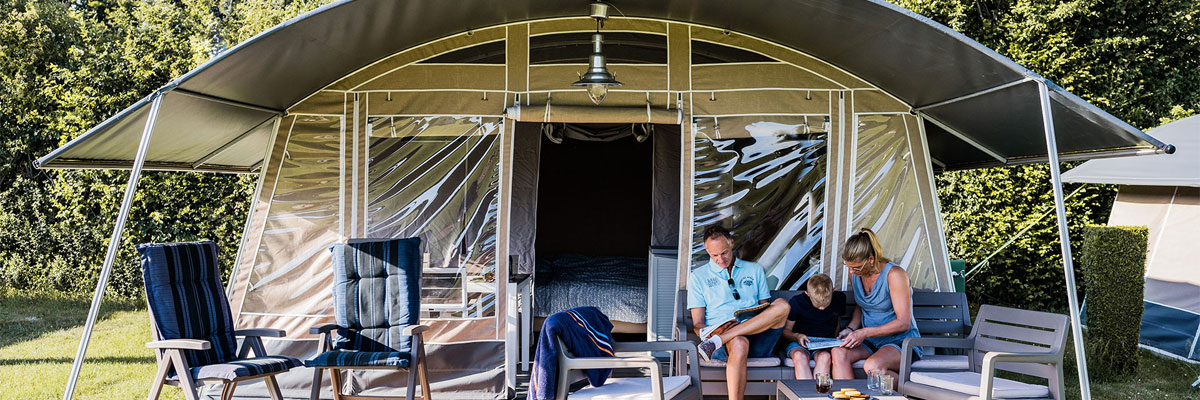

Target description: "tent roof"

left=35, top=0, right=1170, bottom=173
left=1063, top=114, right=1199, bottom=187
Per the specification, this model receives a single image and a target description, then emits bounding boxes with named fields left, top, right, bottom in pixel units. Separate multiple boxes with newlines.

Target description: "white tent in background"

left=1063, top=114, right=1200, bottom=362
left=36, top=1, right=1177, bottom=399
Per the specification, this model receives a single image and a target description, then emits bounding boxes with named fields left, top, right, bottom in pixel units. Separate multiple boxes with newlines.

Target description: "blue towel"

left=528, top=307, right=614, bottom=400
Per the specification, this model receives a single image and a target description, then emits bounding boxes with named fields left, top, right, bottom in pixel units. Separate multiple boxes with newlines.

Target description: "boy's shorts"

left=784, top=341, right=830, bottom=359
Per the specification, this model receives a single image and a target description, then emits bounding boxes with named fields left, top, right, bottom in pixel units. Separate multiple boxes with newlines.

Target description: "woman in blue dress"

left=831, top=228, right=922, bottom=384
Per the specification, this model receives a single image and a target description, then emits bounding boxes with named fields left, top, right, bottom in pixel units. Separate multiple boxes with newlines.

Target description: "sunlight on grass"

left=0, top=291, right=183, bottom=400
left=2, top=290, right=1198, bottom=399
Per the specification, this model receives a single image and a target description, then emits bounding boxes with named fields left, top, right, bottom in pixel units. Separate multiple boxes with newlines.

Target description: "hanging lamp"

left=572, top=2, right=622, bottom=105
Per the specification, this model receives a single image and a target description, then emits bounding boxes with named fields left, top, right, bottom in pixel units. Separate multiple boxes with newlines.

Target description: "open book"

left=802, top=336, right=844, bottom=350
left=698, top=303, right=770, bottom=340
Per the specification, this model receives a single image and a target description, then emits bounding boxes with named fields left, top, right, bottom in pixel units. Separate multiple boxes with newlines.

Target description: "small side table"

left=776, top=379, right=908, bottom=400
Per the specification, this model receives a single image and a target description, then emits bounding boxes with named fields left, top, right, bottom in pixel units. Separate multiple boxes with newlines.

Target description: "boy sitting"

left=782, top=273, right=846, bottom=379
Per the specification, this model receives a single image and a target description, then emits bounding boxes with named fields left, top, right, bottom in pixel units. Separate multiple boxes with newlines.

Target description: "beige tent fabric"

left=329, top=26, right=507, bottom=91
left=691, top=89, right=831, bottom=116
left=1109, top=185, right=1200, bottom=287
left=692, top=63, right=843, bottom=90
left=529, top=64, right=668, bottom=92
left=690, top=26, right=871, bottom=89
left=530, top=17, right=669, bottom=36
left=237, top=116, right=344, bottom=337
left=229, top=115, right=293, bottom=321
left=356, top=64, right=506, bottom=92
left=505, top=103, right=682, bottom=124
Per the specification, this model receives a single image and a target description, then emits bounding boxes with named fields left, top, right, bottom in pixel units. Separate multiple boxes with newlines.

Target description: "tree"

left=891, top=0, right=1200, bottom=309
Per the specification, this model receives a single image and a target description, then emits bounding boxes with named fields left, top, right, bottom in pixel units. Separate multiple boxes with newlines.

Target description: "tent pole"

left=1036, top=80, right=1092, bottom=400
left=62, top=92, right=164, bottom=400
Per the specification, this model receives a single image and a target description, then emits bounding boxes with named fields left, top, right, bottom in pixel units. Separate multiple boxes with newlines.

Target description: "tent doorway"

left=523, top=122, right=681, bottom=337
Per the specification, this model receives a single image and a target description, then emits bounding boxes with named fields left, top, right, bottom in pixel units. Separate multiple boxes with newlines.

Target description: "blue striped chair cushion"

left=138, top=241, right=238, bottom=368
left=306, top=351, right=411, bottom=368
left=330, top=238, right=421, bottom=354
left=176, top=355, right=303, bottom=381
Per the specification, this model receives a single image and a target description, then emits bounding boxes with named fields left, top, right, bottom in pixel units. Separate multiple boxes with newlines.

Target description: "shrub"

left=1080, top=225, right=1148, bottom=381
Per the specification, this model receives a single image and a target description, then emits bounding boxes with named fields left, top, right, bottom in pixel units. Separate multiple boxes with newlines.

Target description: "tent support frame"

left=1037, top=79, right=1092, bottom=400
left=917, top=111, right=1008, bottom=164
left=192, top=115, right=279, bottom=169
left=173, top=88, right=284, bottom=115
left=62, top=92, right=165, bottom=400
left=914, top=77, right=1034, bottom=111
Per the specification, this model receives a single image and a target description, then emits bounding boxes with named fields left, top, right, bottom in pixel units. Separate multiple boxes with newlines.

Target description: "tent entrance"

left=521, top=122, right=680, bottom=337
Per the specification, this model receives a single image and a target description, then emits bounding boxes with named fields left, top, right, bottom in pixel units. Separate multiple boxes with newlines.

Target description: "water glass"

left=878, top=373, right=895, bottom=395
left=867, top=369, right=880, bottom=390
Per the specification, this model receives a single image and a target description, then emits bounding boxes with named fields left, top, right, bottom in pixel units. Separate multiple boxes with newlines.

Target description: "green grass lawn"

left=2, top=289, right=1198, bottom=399
left=0, top=289, right=182, bottom=400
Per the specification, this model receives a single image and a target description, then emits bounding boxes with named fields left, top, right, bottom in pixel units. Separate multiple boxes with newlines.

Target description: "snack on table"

left=844, top=390, right=861, bottom=396
left=831, top=393, right=849, bottom=399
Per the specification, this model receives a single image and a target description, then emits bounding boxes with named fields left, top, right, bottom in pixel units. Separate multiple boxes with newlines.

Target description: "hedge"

left=1080, top=225, right=1148, bottom=381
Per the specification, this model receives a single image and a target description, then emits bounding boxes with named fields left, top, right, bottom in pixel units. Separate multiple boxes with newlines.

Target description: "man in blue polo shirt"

left=688, top=225, right=790, bottom=400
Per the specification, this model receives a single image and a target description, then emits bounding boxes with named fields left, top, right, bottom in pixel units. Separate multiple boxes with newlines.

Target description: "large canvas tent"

left=37, top=1, right=1174, bottom=399
left=1063, top=115, right=1200, bottom=362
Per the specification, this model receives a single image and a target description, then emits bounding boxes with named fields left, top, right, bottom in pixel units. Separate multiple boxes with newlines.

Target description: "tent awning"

left=35, top=0, right=1171, bottom=173
left=1062, top=114, right=1199, bottom=187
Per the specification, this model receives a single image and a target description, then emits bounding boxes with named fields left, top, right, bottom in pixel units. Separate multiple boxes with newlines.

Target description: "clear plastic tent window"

left=691, top=116, right=828, bottom=290
left=368, top=116, right=502, bottom=319
left=242, top=116, right=344, bottom=317
left=853, top=114, right=938, bottom=289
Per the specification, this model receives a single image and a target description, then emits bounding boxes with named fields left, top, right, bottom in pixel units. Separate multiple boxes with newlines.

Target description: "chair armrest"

left=982, top=351, right=1060, bottom=365
left=900, top=336, right=974, bottom=382
left=977, top=351, right=1061, bottom=398
left=563, top=355, right=659, bottom=370
left=402, top=324, right=430, bottom=336
left=612, top=341, right=694, bottom=353
left=234, top=328, right=286, bottom=338
left=147, top=339, right=211, bottom=350
left=310, top=323, right=339, bottom=335
left=904, top=336, right=974, bottom=350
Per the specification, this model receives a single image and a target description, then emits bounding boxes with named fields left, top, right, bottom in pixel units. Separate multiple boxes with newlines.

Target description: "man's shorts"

left=712, top=327, right=784, bottom=361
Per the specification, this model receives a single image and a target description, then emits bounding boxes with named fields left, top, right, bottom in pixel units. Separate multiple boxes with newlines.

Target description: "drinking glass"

left=878, top=373, right=895, bottom=395
left=814, top=372, right=832, bottom=394
left=867, top=369, right=880, bottom=390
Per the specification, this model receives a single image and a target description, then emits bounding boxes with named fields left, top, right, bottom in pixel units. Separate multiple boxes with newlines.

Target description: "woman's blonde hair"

left=806, top=273, right=834, bottom=309
left=841, top=228, right=890, bottom=275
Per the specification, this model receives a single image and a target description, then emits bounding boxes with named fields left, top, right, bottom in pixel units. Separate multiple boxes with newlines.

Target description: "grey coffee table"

left=776, top=379, right=907, bottom=400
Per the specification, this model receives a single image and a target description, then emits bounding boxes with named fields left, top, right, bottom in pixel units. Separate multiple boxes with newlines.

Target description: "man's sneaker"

left=697, top=335, right=721, bottom=362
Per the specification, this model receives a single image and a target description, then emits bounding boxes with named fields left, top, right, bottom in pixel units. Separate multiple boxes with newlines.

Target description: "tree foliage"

left=0, top=0, right=325, bottom=297
left=892, top=0, right=1200, bottom=310
left=1, top=0, right=1198, bottom=304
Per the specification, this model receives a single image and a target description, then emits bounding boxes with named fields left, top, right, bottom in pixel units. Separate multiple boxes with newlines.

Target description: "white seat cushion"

left=782, top=358, right=863, bottom=369
left=700, top=357, right=780, bottom=368
left=910, top=371, right=1050, bottom=399
left=911, top=354, right=969, bottom=370
left=568, top=375, right=692, bottom=400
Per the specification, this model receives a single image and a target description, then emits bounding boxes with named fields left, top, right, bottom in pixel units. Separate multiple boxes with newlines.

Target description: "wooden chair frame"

left=308, top=324, right=432, bottom=400
left=145, top=327, right=289, bottom=400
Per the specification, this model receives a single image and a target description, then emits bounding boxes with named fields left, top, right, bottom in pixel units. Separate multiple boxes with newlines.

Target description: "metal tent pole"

left=62, top=92, right=164, bottom=400
left=1036, top=80, right=1092, bottom=400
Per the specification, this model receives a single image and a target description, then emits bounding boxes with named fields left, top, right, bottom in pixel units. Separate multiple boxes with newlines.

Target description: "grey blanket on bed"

left=534, top=254, right=648, bottom=324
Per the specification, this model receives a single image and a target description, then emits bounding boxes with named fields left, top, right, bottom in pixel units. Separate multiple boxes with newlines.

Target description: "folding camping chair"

left=139, top=241, right=302, bottom=400
left=307, top=238, right=432, bottom=400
